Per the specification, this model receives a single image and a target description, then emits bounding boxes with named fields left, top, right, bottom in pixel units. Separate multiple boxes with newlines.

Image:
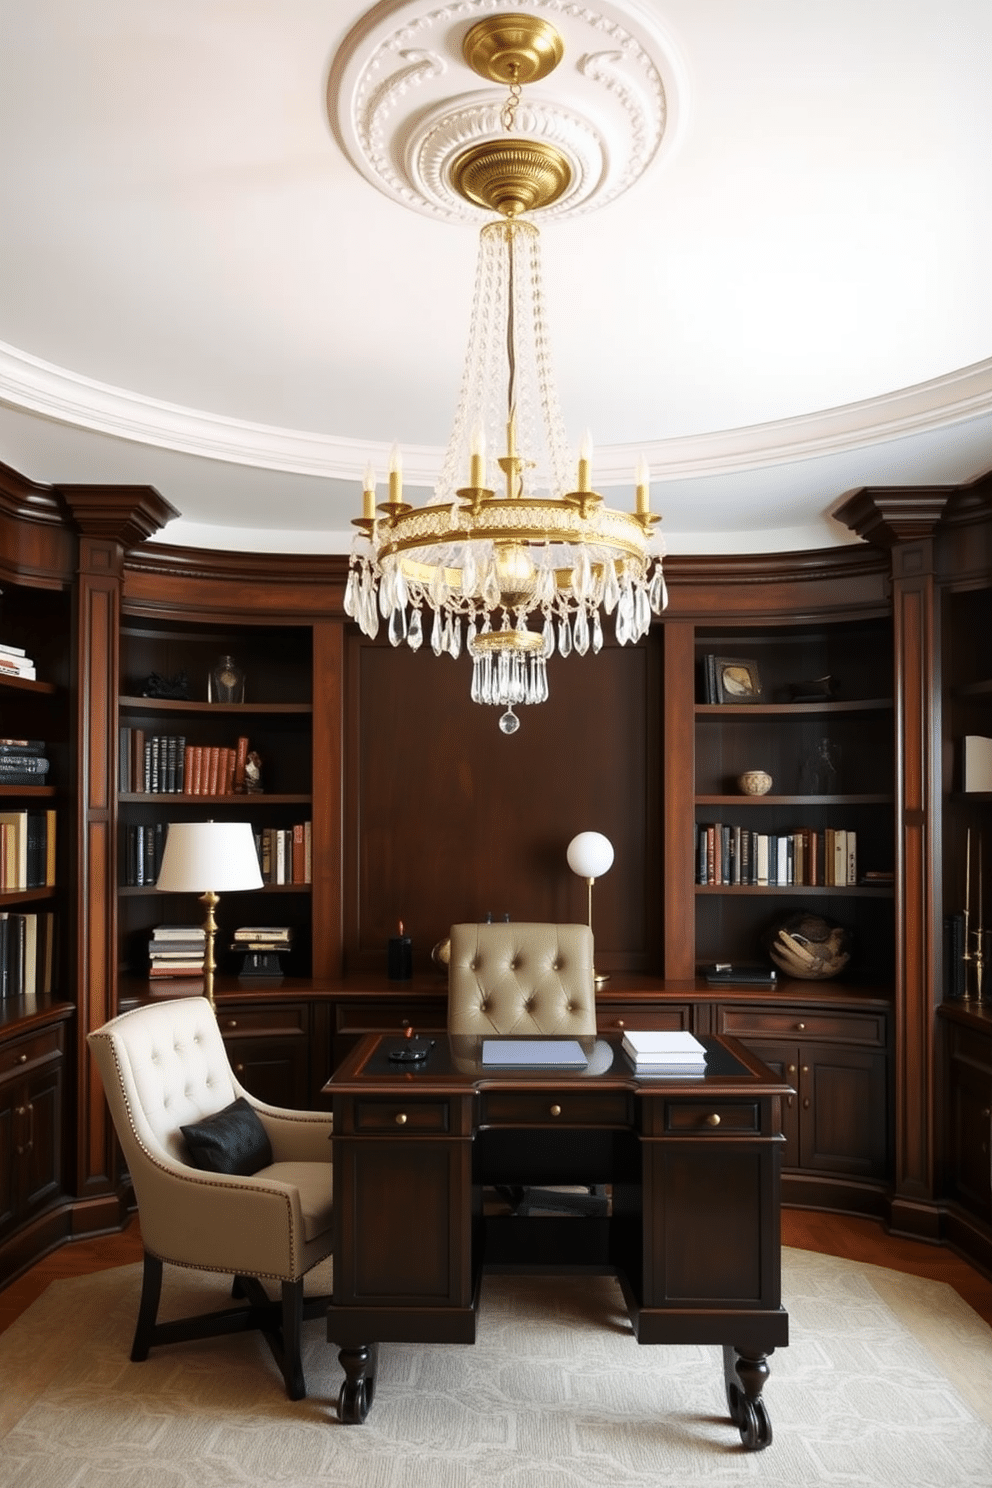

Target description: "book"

left=233, top=926, right=291, bottom=942
left=704, top=962, right=778, bottom=987
left=963, top=735, right=992, bottom=792
left=621, top=1030, right=707, bottom=1066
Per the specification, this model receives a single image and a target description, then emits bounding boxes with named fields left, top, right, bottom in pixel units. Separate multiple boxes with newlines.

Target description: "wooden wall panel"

left=344, top=633, right=662, bottom=976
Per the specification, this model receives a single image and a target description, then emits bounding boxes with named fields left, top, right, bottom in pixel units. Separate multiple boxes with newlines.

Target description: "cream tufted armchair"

left=447, top=921, right=597, bottom=1036
left=88, top=997, right=334, bottom=1400
left=447, top=922, right=605, bottom=1216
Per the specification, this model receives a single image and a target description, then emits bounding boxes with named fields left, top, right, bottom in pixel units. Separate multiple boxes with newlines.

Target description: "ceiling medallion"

left=329, top=0, right=678, bottom=222
left=343, top=13, right=668, bottom=730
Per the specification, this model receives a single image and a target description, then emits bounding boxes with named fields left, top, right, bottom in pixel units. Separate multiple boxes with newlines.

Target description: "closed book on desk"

left=481, top=1038, right=588, bottom=1069
left=621, top=1030, right=706, bottom=1067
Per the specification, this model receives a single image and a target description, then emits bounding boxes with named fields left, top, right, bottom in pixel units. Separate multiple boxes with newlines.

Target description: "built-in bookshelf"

left=691, top=617, right=896, bottom=985
left=0, top=580, right=69, bottom=1000
left=117, top=617, right=315, bottom=981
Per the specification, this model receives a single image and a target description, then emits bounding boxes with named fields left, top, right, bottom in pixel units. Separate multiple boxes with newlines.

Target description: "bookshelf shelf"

left=0, top=674, right=58, bottom=697
left=118, top=792, right=312, bottom=805
left=119, top=696, right=312, bottom=716
left=695, top=794, right=893, bottom=807
left=695, top=883, right=893, bottom=897
left=0, top=785, right=56, bottom=800
left=695, top=698, right=892, bottom=717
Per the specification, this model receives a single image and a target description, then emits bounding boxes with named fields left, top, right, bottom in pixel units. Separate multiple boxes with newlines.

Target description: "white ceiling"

left=0, top=0, right=989, bottom=556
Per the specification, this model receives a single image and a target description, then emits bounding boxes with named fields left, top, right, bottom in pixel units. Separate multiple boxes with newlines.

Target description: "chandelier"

left=344, top=14, right=668, bottom=732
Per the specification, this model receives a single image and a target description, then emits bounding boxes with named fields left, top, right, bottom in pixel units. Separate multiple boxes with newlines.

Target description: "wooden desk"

left=324, top=1032, right=791, bottom=1449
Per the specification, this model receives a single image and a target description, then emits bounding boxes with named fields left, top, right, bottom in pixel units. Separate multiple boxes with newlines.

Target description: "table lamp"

left=156, top=820, right=263, bottom=1010
left=566, top=830, right=614, bottom=987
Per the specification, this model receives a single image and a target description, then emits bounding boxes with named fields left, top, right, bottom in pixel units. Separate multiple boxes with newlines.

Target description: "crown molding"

left=1, top=339, right=991, bottom=490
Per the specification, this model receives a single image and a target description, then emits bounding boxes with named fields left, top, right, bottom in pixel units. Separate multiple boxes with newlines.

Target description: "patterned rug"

left=1, top=1248, right=991, bottom=1487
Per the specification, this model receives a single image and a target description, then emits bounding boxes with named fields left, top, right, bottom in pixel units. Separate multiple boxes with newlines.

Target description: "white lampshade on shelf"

left=566, top=832, right=614, bottom=987
left=157, top=821, right=264, bottom=1009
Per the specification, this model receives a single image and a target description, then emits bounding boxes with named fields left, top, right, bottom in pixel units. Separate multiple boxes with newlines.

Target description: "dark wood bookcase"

left=117, top=616, right=316, bottom=982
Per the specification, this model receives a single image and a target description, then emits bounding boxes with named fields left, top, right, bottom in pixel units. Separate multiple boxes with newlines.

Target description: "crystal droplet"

left=573, top=608, right=590, bottom=656
left=499, top=707, right=520, bottom=735
left=407, top=608, right=423, bottom=652
left=558, top=614, right=572, bottom=658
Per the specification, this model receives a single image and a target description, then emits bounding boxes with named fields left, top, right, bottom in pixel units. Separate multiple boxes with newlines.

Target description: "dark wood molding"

left=56, top=485, right=180, bottom=549
left=834, top=487, right=953, bottom=547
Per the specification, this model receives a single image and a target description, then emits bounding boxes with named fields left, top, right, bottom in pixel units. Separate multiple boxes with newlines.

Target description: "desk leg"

left=337, top=1342, right=378, bottom=1424
left=722, top=1344, right=772, bottom=1450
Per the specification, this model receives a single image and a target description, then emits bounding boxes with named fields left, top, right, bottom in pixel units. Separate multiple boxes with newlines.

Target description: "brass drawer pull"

left=395, top=1113, right=408, bottom=1125
left=796, top=1022, right=806, bottom=1031
left=616, top=1019, right=625, bottom=1029
left=226, top=1020, right=238, bottom=1030
left=17, top=1053, right=27, bottom=1064
left=550, top=1104, right=562, bottom=1117
left=706, top=1113, right=721, bottom=1127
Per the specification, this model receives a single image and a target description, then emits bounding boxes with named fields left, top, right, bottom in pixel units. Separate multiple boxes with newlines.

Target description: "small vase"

left=208, top=654, right=245, bottom=704
left=738, top=770, right=773, bottom=796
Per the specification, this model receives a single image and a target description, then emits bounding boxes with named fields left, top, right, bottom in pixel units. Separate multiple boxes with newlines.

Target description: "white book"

left=622, top=1030, right=706, bottom=1061
left=963, top=736, right=992, bottom=792
left=755, top=835, right=769, bottom=886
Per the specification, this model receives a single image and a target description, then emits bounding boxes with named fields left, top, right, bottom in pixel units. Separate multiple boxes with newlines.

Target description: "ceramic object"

left=738, top=770, right=773, bottom=796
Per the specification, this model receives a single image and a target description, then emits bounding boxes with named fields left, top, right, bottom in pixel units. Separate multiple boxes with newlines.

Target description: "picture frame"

left=714, top=656, right=763, bottom=704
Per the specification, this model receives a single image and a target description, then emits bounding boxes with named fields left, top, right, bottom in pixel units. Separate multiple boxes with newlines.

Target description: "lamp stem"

left=200, top=889, right=219, bottom=1012
left=586, top=875, right=610, bottom=988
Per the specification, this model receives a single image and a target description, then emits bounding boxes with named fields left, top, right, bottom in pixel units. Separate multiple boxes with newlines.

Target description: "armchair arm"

left=241, top=1098, right=334, bottom=1164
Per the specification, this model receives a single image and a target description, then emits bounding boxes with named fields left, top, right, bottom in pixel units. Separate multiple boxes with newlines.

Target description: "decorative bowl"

left=738, top=770, right=773, bottom=796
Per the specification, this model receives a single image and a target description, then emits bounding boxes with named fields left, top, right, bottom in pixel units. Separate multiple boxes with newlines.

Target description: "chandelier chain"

left=501, top=80, right=522, bottom=133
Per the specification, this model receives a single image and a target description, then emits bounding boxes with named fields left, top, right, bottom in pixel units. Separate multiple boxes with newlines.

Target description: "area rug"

left=1, top=1248, right=991, bottom=1488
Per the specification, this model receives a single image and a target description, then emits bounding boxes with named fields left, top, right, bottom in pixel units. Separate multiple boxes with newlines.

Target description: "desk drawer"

left=664, top=1100, right=759, bottom=1134
left=718, top=1007, right=885, bottom=1046
left=217, top=1005, right=307, bottom=1038
left=481, top=1090, right=631, bottom=1128
left=354, top=1099, right=450, bottom=1134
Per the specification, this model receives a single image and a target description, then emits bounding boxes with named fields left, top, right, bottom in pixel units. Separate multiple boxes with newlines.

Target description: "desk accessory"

left=387, top=1037, right=435, bottom=1063
left=387, top=920, right=413, bottom=980
left=566, top=830, right=613, bottom=986
left=155, top=820, right=264, bottom=1010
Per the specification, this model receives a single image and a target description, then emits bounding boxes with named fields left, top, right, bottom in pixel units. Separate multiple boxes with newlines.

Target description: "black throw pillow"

left=181, top=1096, right=273, bottom=1176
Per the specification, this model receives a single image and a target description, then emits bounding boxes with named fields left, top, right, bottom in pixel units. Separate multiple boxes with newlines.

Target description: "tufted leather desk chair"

left=88, top=996, right=333, bottom=1399
left=447, top=921, right=596, bottom=1037
left=447, top=922, right=606, bottom=1216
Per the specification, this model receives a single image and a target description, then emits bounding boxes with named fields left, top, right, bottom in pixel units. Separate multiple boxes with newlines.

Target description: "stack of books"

left=622, top=1029, right=708, bottom=1074
left=148, top=924, right=206, bottom=978
left=0, top=908, right=57, bottom=998
left=0, top=739, right=50, bottom=787
left=0, top=642, right=37, bottom=681
left=232, top=926, right=292, bottom=978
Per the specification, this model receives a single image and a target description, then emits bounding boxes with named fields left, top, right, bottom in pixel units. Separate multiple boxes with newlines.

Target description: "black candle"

left=387, top=920, right=412, bottom=981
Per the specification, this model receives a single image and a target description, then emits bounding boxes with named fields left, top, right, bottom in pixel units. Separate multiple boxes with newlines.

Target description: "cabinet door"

left=799, top=1043, right=888, bottom=1177
left=0, top=1082, right=16, bottom=1234
left=947, top=1056, right=992, bottom=1221
left=20, top=1063, right=62, bottom=1213
left=217, top=1004, right=310, bottom=1109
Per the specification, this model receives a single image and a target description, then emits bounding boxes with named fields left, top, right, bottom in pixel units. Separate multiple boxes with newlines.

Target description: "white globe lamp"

left=567, top=831, right=614, bottom=986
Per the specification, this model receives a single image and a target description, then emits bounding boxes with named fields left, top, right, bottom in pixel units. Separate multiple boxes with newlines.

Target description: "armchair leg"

left=131, top=1250, right=164, bottom=1362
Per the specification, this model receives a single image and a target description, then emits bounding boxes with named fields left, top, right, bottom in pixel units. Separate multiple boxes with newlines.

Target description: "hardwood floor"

left=2, top=1210, right=991, bottom=1336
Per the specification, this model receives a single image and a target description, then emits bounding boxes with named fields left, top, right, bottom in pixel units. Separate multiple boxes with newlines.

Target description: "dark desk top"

left=323, top=1032, right=795, bottom=1099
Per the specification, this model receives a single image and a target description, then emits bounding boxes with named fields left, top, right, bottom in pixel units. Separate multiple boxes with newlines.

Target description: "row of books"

left=256, top=824, right=312, bottom=885
left=0, top=640, right=37, bottom=681
left=148, top=923, right=206, bottom=978
left=695, top=823, right=859, bottom=886
left=0, top=909, right=57, bottom=997
left=119, top=730, right=253, bottom=795
left=0, top=738, right=50, bottom=787
left=0, top=809, right=56, bottom=891
left=123, top=822, right=313, bottom=887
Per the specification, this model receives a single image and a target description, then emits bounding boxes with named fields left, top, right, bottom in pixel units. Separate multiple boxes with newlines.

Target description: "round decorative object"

left=738, top=770, right=773, bottom=796
left=431, top=938, right=451, bottom=972
left=567, top=831, right=615, bottom=879
left=763, top=912, right=851, bottom=981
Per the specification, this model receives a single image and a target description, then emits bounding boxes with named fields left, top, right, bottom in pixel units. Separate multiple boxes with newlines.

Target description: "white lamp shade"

left=156, top=821, right=263, bottom=894
left=567, top=831, right=615, bottom=879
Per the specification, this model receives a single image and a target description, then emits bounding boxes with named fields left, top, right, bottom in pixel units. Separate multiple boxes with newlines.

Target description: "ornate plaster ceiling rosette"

left=328, top=0, right=685, bottom=221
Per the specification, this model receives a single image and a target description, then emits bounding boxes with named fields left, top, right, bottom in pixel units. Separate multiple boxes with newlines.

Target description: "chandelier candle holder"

left=344, top=14, right=667, bottom=733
